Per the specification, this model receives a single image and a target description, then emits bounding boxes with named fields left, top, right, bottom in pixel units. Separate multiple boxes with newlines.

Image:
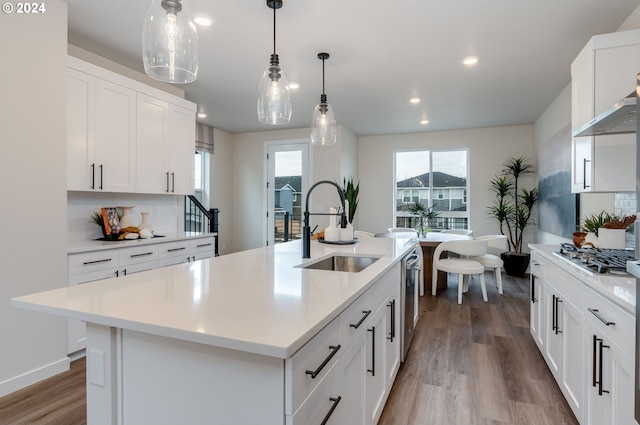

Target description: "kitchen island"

left=13, top=237, right=417, bottom=425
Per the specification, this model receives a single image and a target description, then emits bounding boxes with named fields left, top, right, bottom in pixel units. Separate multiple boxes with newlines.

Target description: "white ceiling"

left=65, top=0, right=640, bottom=136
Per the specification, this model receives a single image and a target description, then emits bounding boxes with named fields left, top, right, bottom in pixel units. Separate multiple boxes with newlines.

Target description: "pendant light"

left=142, top=0, right=199, bottom=84
left=310, top=52, right=337, bottom=145
left=257, top=0, right=292, bottom=125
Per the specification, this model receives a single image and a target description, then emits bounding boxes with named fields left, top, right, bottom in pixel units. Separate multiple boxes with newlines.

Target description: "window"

left=394, top=149, right=469, bottom=231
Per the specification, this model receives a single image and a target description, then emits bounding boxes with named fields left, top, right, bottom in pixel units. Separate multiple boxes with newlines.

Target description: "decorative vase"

left=597, top=228, right=626, bottom=249
left=118, top=206, right=135, bottom=228
left=500, top=252, right=530, bottom=277
left=138, top=212, right=154, bottom=232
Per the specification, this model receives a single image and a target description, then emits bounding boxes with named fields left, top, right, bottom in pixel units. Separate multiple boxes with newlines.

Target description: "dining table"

left=375, top=231, right=473, bottom=293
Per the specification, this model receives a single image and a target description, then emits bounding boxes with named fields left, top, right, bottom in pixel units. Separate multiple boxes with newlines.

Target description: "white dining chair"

left=432, top=239, right=488, bottom=304
left=440, top=229, right=474, bottom=237
left=388, top=227, right=417, bottom=234
left=354, top=230, right=375, bottom=238
left=472, top=235, right=508, bottom=294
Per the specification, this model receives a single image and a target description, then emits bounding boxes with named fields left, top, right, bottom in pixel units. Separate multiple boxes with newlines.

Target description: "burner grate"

left=557, top=243, right=634, bottom=274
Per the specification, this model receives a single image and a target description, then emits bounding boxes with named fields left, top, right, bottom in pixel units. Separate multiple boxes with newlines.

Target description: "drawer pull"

left=368, top=327, right=376, bottom=376
left=305, top=345, right=341, bottom=379
left=588, top=308, right=615, bottom=326
left=83, top=258, right=112, bottom=265
left=196, top=243, right=212, bottom=248
left=350, top=310, right=372, bottom=329
left=130, top=252, right=153, bottom=258
left=320, top=396, right=342, bottom=425
left=167, top=247, right=187, bottom=252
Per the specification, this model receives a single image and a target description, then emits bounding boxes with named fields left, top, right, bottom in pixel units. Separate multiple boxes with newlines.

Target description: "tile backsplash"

left=614, top=192, right=636, bottom=249
left=67, top=192, right=183, bottom=242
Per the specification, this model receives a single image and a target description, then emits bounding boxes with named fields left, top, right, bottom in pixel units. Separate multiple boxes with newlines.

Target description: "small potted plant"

left=487, top=156, right=539, bottom=277
left=407, top=201, right=440, bottom=236
left=582, top=211, right=635, bottom=248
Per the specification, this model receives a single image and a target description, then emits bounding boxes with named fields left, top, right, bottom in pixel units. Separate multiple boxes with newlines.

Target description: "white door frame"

left=264, top=139, right=311, bottom=246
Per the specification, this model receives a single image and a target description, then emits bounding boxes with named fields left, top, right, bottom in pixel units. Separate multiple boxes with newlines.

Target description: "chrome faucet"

left=303, top=180, right=347, bottom=258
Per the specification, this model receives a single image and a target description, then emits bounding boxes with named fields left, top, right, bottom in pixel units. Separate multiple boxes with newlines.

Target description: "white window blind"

left=195, top=123, right=214, bottom=154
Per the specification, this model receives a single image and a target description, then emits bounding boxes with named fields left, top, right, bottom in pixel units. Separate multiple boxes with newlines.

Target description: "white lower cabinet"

left=286, top=261, right=403, bottom=425
left=529, top=247, right=637, bottom=425
left=530, top=252, right=545, bottom=351
left=583, top=287, right=635, bottom=425
left=67, top=236, right=215, bottom=354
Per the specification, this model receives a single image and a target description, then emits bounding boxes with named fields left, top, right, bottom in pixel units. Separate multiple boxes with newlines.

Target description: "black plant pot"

left=500, top=252, right=530, bottom=277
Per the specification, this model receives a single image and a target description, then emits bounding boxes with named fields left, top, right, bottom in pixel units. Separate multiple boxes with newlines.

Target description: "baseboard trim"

left=0, top=357, right=70, bottom=398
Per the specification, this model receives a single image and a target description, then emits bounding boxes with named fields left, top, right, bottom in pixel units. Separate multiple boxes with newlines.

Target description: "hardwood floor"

left=0, top=358, right=86, bottom=425
left=379, top=272, right=579, bottom=425
left=0, top=273, right=578, bottom=425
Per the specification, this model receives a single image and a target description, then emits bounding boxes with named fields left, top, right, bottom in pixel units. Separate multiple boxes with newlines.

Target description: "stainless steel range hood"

left=572, top=91, right=637, bottom=137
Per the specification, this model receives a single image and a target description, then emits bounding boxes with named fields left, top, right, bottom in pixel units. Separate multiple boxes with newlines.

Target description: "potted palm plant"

left=407, top=201, right=440, bottom=236
left=487, top=156, right=539, bottom=277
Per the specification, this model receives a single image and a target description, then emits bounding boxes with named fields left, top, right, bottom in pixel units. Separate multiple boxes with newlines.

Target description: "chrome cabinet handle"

left=320, top=396, right=342, bottom=425
left=305, top=345, right=341, bottom=379
left=583, top=158, right=591, bottom=189
left=588, top=308, right=615, bottom=326
left=350, top=310, right=371, bottom=329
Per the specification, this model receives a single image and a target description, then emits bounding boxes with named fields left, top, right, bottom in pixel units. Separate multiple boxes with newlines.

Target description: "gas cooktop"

left=554, top=243, right=635, bottom=276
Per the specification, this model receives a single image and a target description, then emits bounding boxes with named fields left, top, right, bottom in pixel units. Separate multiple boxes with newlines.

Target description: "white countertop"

left=14, top=237, right=416, bottom=358
left=67, top=232, right=216, bottom=254
left=530, top=244, right=636, bottom=314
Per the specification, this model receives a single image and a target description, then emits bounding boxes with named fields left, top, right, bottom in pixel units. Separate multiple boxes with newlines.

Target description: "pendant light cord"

left=273, top=5, right=277, bottom=56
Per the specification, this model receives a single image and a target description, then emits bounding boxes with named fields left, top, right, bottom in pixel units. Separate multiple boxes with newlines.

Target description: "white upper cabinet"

left=571, top=30, right=640, bottom=193
left=67, top=68, right=136, bottom=192
left=67, top=56, right=195, bottom=195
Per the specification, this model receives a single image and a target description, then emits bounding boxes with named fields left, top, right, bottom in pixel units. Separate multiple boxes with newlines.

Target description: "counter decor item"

left=572, top=231, right=587, bottom=247
left=487, top=156, right=539, bottom=276
left=138, top=211, right=154, bottom=239
left=341, top=177, right=359, bottom=225
left=117, top=206, right=135, bottom=228
left=581, top=211, right=635, bottom=248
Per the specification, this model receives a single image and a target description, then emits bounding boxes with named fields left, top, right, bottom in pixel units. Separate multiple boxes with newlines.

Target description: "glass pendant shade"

left=142, top=0, right=199, bottom=84
left=311, top=103, right=337, bottom=145
left=257, top=61, right=292, bottom=125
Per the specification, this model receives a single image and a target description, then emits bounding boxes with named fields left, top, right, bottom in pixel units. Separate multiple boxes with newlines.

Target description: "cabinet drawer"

left=530, top=251, right=544, bottom=278
left=545, top=261, right=584, bottom=310
left=158, top=240, right=191, bottom=259
left=69, top=267, right=118, bottom=285
left=285, top=318, right=340, bottom=415
left=69, top=249, right=119, bottom=275
left=120, top=245, right=158, bottom=266
left=369, top=262, right=400, bottom=308
left=339, top=290, right=373, bottom=348
left=584, top=286, right=635, bottom=356
left=287, top=360, right=342, bottom=425
left=191, top=237, right=215, bottom=256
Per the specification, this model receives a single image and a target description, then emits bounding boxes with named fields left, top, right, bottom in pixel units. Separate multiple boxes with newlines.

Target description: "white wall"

left=0, top=0, right=70, bottom=396
left=357, top=125, right=536, bottom=242
left=228, top=126, right=357, bottom=253
left=210, top=128, right=234, bottom=255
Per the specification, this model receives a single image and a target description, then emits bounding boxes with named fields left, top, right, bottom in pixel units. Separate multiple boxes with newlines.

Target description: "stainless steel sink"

left=298, top=255, right=380, bottom=273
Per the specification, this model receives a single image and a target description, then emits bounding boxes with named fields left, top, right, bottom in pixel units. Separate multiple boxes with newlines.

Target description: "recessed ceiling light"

left=197, top=112, right=207, bottom=118
left=409, top=97, right=420, bottom=104
left=288, top=82, right=300, bottom=90
left=194, top=16, right=213, bottom=27
left=462, top=56, right=479, bottom=66
left=420, top=119, right=429, bottom=125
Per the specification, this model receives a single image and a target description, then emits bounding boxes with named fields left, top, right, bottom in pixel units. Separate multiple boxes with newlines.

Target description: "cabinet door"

left=559, top=295, right=584, bottom=421
left=67, top=68, right=96, bottom=191
left=332, top=331, right=366, bottom=425
left=544, top=283, right=562, bottom=379
left=167, top=103, right=195, bottom=195
left=584, top=321, right=635, bottom=425
left=385, top=288, right=401, bottom=392
left=365, top=305, right=387, bottom=425
left=136, top=93, right=169, bottom=194
left=571, top=46, right=594, bottom=193
left=529, top=271, right=545, bottom=351
left=94, top=79, right=136, bottom=192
